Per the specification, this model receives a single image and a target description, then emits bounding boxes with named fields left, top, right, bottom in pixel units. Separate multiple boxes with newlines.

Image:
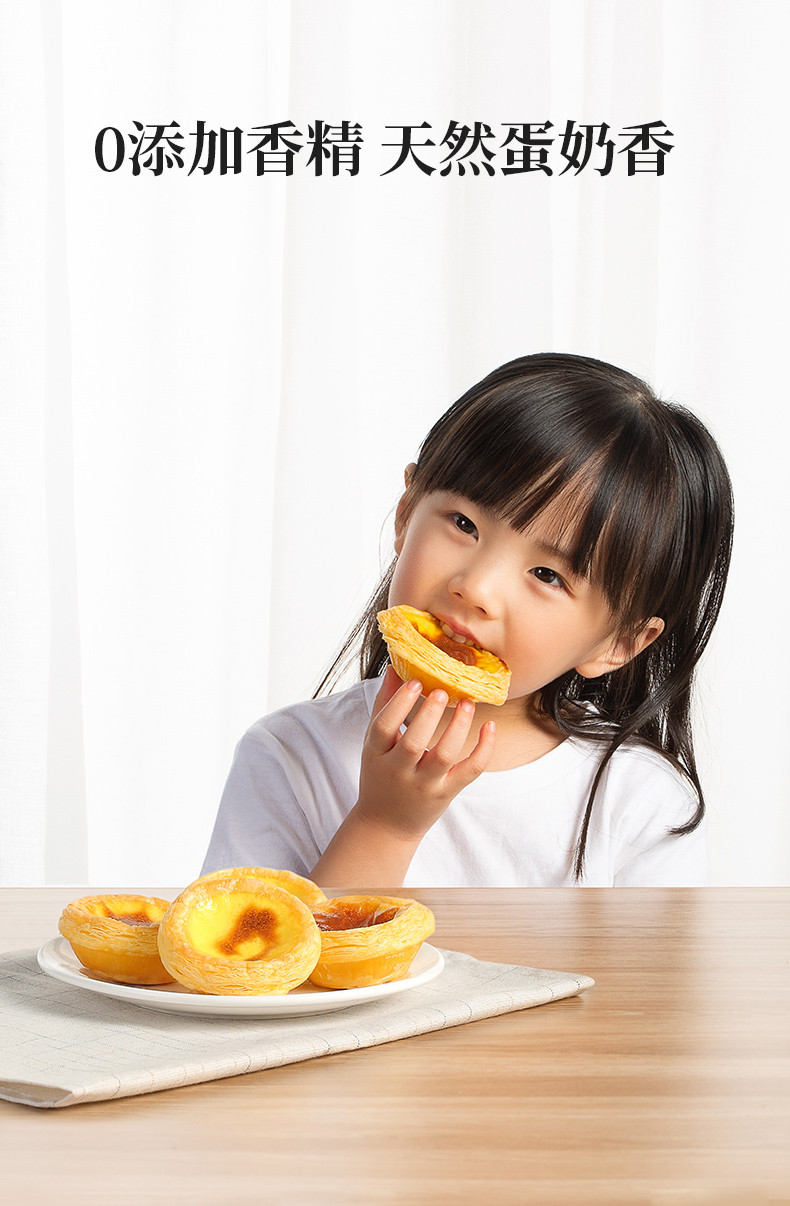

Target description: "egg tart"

left=377, top=605, right=511, bottom=705
left=308, top=895, right=435, bottom=989
left=156, top=875, right=321, bottom=995
left=192, top=865, right=327, bottom=909
left=58, top=894, right=174, bottom=985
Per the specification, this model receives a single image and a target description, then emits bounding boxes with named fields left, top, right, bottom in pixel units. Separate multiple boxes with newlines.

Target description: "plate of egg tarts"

left=39, top=867, right=442, bottom=1018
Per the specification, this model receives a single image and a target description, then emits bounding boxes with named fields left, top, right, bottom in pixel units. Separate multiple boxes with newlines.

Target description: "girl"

left=203, top=353, right=734, bottom=887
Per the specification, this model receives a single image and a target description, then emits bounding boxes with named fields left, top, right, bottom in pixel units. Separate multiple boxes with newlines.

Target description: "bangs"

left=411, top=373, right=694, bottom=634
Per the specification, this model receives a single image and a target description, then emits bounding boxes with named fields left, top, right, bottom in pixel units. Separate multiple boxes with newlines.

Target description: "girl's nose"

left=447, top=558, right=501, bottom=614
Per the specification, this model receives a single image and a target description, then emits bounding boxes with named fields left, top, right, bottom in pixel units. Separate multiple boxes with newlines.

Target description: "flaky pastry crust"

left=191, top=865, right=327, bottom=909
left=157, top=875, right=321, bottom=995
left=58, top=894, right=174, bottom=985
left=309, top=895, right=435, bottom=989
left=377, top=605, right=511, bottom=705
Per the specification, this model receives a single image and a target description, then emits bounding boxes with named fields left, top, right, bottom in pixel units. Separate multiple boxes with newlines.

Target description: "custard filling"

left=406, top=609, right=507, bottom=675
left=313, top=904, right=403, bottom=932
left=83, top=896, right=166, bottom=926
left=184, top=893, right=283, bottom=961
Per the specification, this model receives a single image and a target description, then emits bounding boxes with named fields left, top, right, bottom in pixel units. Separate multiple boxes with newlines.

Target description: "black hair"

left=316, top=353, right=734, bottom=879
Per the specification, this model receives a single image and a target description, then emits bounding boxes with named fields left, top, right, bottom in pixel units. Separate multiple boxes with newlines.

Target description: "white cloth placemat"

left=0, top=947, right=593, bottom=1108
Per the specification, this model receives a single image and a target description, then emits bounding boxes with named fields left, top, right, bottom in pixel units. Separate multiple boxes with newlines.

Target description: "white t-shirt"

left=203, top=679, right=708, bottom=887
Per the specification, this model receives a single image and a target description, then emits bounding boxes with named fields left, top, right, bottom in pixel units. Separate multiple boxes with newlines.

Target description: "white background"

left=1, top=0, right=788, bottom=886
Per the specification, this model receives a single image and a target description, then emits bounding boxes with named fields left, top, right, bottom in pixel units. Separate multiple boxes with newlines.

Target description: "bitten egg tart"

left=308, top=895, right=435, bottom=990
left=157, top=875, right=321, bottom=995
left=377, top=604, right=511, bottom=705
left=192, top=865, right=327, bottom=909
left=58, top=894, right=174, bottom=985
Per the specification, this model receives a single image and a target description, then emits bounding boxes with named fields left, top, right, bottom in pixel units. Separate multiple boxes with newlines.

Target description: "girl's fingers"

left=394, top=689, right=449, bottom=759
left=373, top=665, right=407, bottom=711
left=424, top=699, right=476, bottom=769
left=368, top=681, right=495, bottom=784
left=450, top=720, right=497, bottom=786
left=367, top=675, right=423, bottom=752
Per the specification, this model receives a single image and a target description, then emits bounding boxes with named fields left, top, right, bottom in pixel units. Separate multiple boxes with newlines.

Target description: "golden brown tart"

left=192, top=865, right=327, bottom=909
left=156, top=874, right=321, bottom=995
left=309, top=895, right=435, bottom=989
left=58, top=894, right=174, bottom=985
left=377, top=605, right=511, bottom=706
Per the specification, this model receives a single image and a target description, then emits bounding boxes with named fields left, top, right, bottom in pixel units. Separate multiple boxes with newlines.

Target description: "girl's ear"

left=575, top=617, right=665, bottom=679
left=394, top=463, right=417, bottom=556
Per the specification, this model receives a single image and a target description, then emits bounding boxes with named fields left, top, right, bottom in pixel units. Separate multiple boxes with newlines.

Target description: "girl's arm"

left=310, top=669, right=496, bottom=887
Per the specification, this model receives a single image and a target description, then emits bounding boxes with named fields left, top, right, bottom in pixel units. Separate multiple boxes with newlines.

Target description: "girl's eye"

left=450, top=513, right=478, bottom=537
left=532, top=566, right=564, bottom=588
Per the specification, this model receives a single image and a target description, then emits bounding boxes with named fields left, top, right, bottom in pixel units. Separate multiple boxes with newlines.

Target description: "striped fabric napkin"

left=0, top=946, right=593, bottom=1108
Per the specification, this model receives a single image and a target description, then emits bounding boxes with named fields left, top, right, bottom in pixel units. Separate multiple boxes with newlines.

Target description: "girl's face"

left=389, top=488, right=662, bottom=703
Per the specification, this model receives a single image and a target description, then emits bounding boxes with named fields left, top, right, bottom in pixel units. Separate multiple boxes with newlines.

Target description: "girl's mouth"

left=435, top=617, right=481, bottom=649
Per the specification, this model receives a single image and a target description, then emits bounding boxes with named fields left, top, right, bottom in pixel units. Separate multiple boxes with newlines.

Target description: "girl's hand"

left=355, top=667, right=496, bottom=842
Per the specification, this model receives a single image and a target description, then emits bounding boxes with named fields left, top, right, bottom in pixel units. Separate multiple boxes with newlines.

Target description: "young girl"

left=203, top=353, right=734, bottom=887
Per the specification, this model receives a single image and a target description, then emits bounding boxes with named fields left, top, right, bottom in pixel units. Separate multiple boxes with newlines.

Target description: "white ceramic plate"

left=37, top=937, right=444, bottom=1018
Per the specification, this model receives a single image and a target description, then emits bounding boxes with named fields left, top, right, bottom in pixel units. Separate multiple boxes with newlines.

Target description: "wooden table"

left=1, top=887, right=788, bottom=1205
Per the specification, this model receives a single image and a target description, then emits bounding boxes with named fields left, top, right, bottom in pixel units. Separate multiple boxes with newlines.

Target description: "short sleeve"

left=613, top=814, right=709, bottom=886
left=200, top=682, right=374, bottom=878
left=201, top=729, right=326, bottom=877
left=603, top=747, right=710, bottom=887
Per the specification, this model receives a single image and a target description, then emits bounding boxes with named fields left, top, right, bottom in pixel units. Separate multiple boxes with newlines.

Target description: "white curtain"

left=1, top=0, right=788, bottom=886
